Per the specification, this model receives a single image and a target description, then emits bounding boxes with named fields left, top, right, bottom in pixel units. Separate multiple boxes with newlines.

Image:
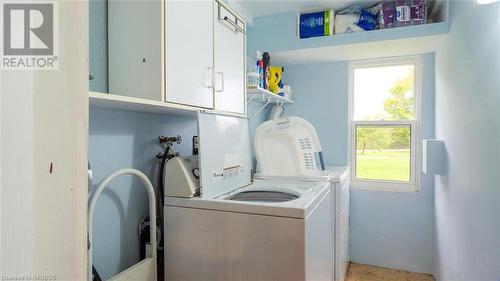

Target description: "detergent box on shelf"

left=298, top=10, right=334, bottom=39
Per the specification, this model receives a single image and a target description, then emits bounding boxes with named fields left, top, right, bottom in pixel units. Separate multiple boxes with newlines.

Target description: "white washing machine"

left=163, top=112, right=334, bottom=281
left=164, top=181, right=333, bottom=281
left=253, top=117, right=351, bottom=281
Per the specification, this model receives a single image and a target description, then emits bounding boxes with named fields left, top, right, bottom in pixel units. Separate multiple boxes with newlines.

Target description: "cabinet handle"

left=205, top=67, right=214, bottom=88
left=223, top=16, right=245, bottom=34
left=216, top=72, right=224, bottom=93
left=217, top=3, right=245, bottom=34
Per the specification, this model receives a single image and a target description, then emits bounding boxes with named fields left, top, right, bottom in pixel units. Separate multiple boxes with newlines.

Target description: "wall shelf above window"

left=271, top=22, right=449, bottom=65
left=247, top=87, right=294, bottom=105
left=248, top=1, right=449, bottom=64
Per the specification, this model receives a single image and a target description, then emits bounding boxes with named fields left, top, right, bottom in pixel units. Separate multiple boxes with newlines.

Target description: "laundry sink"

left=226, top=190, right=300, bottom=203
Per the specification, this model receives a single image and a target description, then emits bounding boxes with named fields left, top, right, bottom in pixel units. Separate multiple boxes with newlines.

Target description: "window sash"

left=350, top=120, right=418, bottom=192
left=351, top=61, right=419, bottom=122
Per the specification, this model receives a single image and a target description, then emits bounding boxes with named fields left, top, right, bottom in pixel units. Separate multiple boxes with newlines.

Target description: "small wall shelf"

left=247, top=87, right=294, bottom=105
left=89, top=91, right=198, bottom=117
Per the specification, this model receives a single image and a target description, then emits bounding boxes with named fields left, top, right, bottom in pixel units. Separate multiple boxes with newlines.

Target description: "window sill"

left=350, top=185, right=420, bottom=193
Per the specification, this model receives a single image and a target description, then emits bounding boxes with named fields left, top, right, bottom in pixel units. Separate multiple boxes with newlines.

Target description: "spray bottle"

left=256, top=51, right=263, bottom=88
left=262, top=52, right=271, bottom=90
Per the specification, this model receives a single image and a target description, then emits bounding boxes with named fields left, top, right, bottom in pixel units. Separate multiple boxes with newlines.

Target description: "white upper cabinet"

left=165, top=0, right=215, bottom=109
left=90, top=0, right=246, bottom=116
left=165, top=0, right=246, bottom=115
left=213, top=2, right=246, bottom=114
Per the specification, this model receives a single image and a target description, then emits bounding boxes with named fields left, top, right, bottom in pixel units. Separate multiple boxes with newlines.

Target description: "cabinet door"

left=108, top=0, right=162, bottom=100
left=165, top=0, right=214, bottom=109
left=213, top=2, right=245, bottom=114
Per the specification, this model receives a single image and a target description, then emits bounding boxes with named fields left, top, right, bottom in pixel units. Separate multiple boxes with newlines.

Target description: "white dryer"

left=163, top=112, right=333, bottom=281
left=253, top=117, right=351, bottom=281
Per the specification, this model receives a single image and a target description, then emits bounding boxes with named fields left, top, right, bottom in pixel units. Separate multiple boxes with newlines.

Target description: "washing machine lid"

left=197, top=112, right=252, bottom=199
left=254, top=117, right=326, bottom=178
left=254, top=174, right=332, bottom=182
left=254, top=167, right=350, bottom=184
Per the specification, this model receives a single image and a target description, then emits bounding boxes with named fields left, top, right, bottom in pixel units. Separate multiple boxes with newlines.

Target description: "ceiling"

left=230, top=0, right=380, bottom=19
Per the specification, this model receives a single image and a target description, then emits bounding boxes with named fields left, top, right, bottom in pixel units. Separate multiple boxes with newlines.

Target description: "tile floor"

left=347, top=263, right=435, bottom=281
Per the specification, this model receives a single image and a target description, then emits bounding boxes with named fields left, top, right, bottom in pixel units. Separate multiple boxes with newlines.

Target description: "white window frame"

left=348, top=57, right=422, bottom=192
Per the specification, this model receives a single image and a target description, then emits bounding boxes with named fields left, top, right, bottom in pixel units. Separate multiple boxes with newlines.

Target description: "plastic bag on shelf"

left=379, top=0, right=427, bottom=29
left=335, top=5, right=379, bottom=34
left=395, top=0, right=411, bottom=27
left=378, top=1, right=396, bottom=29
left=411, top=0, right=427, bottom=25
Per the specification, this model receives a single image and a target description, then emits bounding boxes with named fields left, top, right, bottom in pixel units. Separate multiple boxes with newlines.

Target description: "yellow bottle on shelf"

left=269, top=66, right=284, bottom=94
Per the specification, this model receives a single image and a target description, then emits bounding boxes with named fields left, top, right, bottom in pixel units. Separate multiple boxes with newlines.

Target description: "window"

left=349, top=57, right=421, bottom=192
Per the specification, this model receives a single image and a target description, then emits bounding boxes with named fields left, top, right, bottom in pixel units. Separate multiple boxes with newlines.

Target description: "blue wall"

left=434, top=2, right=500, bottom=280
left=89, top=108, right=197, bottom=279
left=280, top=54, right=435, bottom=274
left=283, top=62, right=349, bottom=165
left=351, top=53, right=435, bottom=274
left=89, top=104, right=266, bottom=279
